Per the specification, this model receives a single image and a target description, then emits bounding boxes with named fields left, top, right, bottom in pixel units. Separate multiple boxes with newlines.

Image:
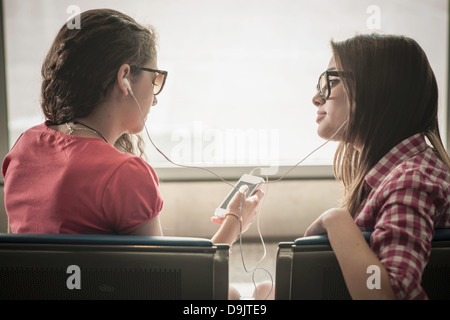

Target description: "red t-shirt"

left=2, top=122, right=163, bottom=234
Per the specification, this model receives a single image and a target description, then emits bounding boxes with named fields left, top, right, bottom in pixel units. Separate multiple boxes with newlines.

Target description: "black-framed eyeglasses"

left=316, top=70, right=345, bottom=101
left=131, top=66, right=168, bottom=95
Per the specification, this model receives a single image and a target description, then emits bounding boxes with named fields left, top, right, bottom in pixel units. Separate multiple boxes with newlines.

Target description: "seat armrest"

left=293, top=229, right=450, bottom=246
left=0, top=233, right=213, bottom=247
left=433, top=229, right=450, bottom=242
left=294, top=231, right=371, bottom=246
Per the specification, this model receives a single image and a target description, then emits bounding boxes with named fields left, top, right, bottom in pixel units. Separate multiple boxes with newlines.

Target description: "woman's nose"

left=152, top=95, right=158, bottom=106
left=312, top=91, right=324, bottom=107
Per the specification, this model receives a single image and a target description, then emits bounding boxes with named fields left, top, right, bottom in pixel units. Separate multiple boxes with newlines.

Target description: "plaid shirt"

left=355, top=133, right=450, bottom=300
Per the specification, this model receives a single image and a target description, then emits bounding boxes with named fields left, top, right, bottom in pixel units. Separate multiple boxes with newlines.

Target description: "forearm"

left=324, top=210, right=396, bottom=299
left=211, top=216, right=240, bottom=246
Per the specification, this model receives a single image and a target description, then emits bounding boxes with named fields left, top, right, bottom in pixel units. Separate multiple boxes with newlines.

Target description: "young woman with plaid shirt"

left=305, top=34, right=450, bottom=299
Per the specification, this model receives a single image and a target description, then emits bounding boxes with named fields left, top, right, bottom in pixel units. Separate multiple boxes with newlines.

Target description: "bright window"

left=4, top=0, right=448, bottom=180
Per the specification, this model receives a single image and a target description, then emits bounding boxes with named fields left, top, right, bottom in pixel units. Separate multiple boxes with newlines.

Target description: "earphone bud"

left=122, top=78, right=132, bottom=94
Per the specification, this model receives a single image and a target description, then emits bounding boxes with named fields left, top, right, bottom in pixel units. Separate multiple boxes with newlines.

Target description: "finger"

left=247, top=188, right=265, bottom=201
left=253, top=188, right=265, bottom=200
left=303, top=227, right=311, bottom=237
left=211, top=216, right=225, bottom=225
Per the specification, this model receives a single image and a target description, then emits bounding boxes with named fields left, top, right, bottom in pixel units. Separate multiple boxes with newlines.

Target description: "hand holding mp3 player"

left=214, top=174, right=265, bottom=218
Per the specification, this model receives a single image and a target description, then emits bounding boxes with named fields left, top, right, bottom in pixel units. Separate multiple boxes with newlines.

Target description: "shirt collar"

left=364, top=133, right=429, bottom=190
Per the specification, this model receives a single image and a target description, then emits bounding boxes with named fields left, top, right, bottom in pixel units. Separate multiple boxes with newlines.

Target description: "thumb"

left=239, top=184, right=249, bottom=195
left=229, top=184, right=249, bottom=203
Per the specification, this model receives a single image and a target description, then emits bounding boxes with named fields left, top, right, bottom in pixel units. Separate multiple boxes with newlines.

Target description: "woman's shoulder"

left=386, top=146, right=449, bottom=192
left=77, top=142, right=158, bottom=182
left=107, top=154, right=159, bottom=182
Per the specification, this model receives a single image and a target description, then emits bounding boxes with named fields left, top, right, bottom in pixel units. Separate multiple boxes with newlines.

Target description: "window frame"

left=0, top=0, right=9, bottom=186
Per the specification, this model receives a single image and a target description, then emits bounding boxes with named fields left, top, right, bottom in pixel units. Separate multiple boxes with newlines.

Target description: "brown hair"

left=331, top=34, right=450, bottom=217
left=41, top=9, right=158, bottom=156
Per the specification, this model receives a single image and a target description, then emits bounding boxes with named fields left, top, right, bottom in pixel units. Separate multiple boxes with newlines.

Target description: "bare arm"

left=304, top=208, right=396, bottom=299
left=128, top=186, right=264, bottom=246
left=128, top=215, right=163, bottom=236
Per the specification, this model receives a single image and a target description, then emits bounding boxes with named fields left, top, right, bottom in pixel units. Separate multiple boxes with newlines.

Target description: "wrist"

left=225, top=212, right=241, bottom=225
left=212, top=214, right=241, bottom=245
left=224, top=213, right=242, bottom=241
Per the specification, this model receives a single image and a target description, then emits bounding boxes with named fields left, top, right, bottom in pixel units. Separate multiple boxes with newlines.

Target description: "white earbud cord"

left=131, top=92, right=236, bottom=188
left=131, top=90, right=347, bottom=186
left=130, top=90, right=347, bottom=300
left=242, top=120, right=347, bottom=299
left=259, top=119, right=348, bottom=184
left=236, top=175, right=273, bottom=299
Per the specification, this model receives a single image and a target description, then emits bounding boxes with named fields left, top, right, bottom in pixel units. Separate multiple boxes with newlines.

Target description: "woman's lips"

left=316, top=111, right=327, bottom=123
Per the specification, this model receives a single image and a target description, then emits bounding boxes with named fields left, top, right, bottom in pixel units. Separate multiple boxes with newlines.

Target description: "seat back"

left=0, top=233, right=229, bottom=300
left=275, top=229, right=450, bottom=299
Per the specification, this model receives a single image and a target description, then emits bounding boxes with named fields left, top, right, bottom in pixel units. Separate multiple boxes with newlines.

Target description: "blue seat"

left=0, top=233, right=213, bottom=246
left=0, top=233, right=229, bottom=300
left=275, top=229, right=450, bottom=299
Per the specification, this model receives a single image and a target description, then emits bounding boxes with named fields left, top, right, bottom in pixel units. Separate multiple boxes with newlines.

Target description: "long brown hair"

left=41, top=9, right=158, bottom=156
left=331, top=34, right=450, bottom=217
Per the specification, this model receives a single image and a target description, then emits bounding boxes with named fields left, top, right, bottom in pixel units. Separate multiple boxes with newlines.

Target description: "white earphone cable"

left=129, top=87, right=347, bottom=300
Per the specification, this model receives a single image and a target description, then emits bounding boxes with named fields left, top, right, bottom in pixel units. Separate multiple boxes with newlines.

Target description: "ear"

left=117, top=64, right=131, bottom=95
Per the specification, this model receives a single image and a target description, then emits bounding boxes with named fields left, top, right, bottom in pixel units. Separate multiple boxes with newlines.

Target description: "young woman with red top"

left=257, top=34, right=450, bottom=300
left=2, top=9, right=263, bottom=249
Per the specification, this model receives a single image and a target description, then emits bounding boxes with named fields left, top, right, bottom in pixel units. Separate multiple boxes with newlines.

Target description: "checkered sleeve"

left=370, top=170, right=436, bottom=300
